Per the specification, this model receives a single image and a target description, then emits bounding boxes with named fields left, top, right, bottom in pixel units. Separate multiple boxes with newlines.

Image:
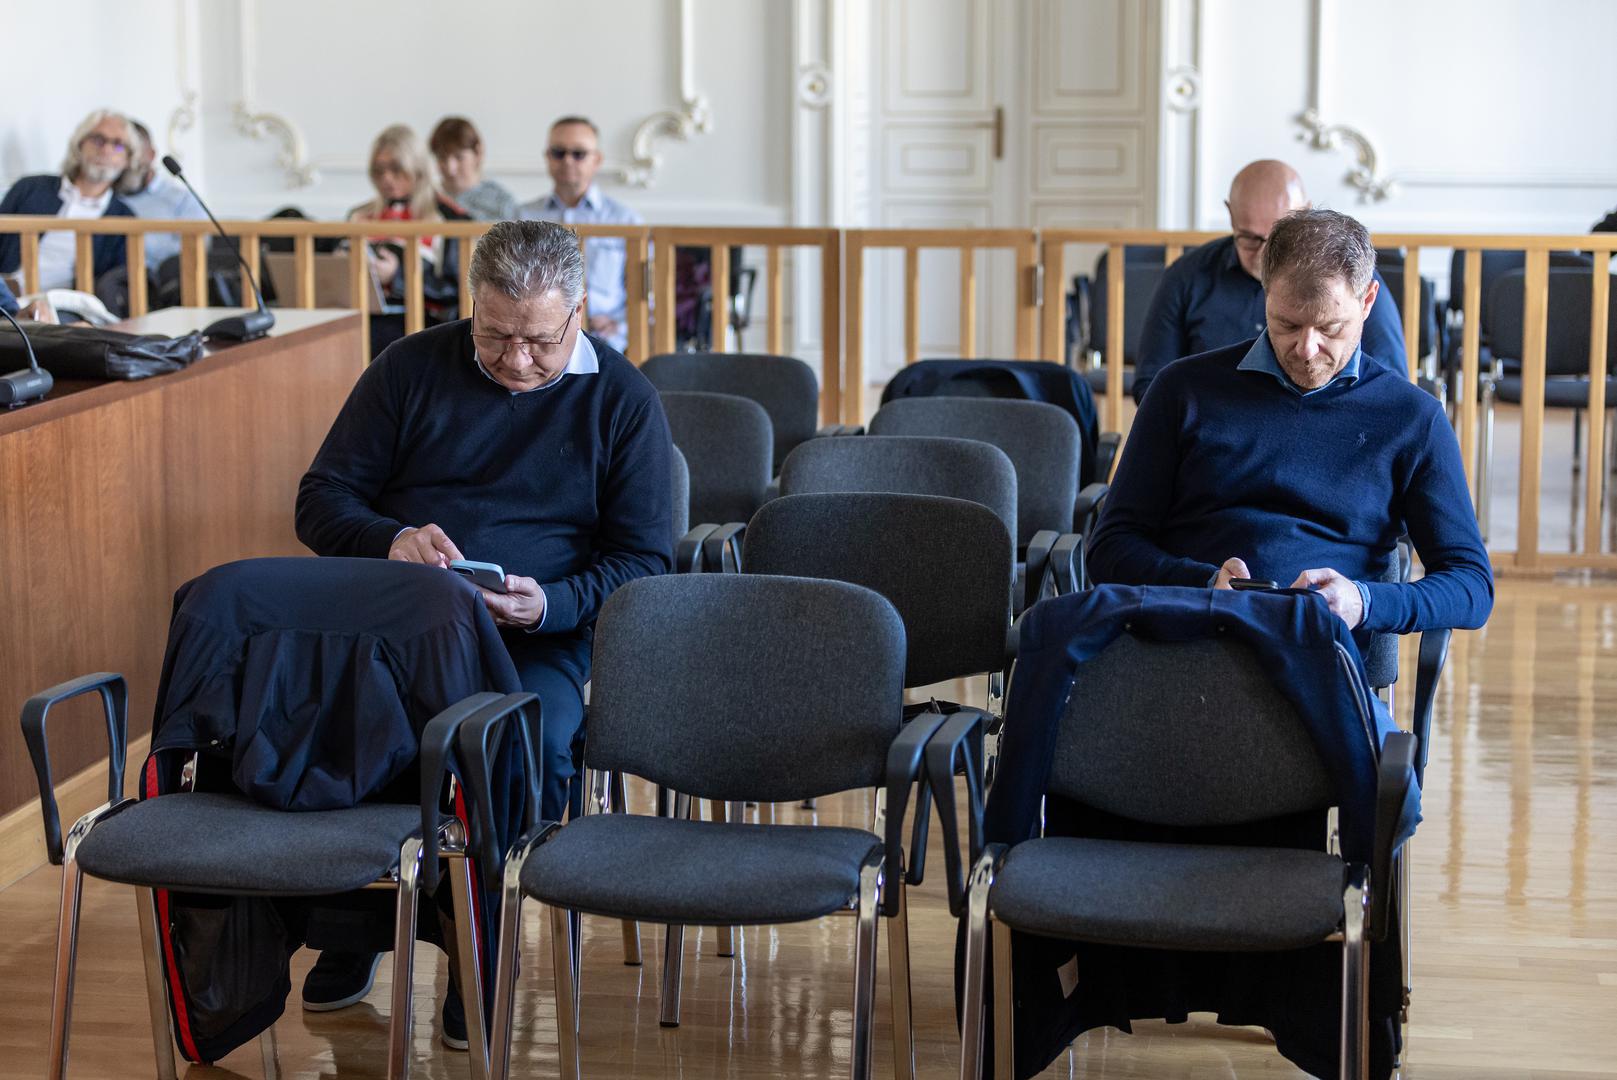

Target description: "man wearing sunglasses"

left=295, top=219, right=672, bottom=1043
left=1130, top=159, right=1407, bottom=404
left=518, top=115, right=642, bottom=352
left=0, top=109, right=139, bottom=297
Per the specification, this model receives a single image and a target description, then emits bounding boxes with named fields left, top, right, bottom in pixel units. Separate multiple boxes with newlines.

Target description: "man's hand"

left=370, top=246, right=401, bottom=287
left=388, top=524, right=463, bottom=568
left=478, top=574, right=546, bottom=630
left=588, top=314, right=619, bottom=338
left=1213, top=557, right=1251, bottom=589
left=20, top=299, right=56, bottom=323
left=1291, top=567, right=1364, bottom=627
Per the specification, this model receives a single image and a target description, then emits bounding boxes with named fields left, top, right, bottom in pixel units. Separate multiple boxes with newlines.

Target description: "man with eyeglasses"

left=0, top=109, right=139, bottom=298
left=1130, top=159, right=1406, bottom=404
left=518, top=116, right=642, bottom=352
left=294, top=219, right=672, bottom=1044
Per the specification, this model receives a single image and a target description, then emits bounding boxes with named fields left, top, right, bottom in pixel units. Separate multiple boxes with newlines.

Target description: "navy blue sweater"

left=296, top=321, right=674, bottom=637
left=1088, top=339, right=1492, bottom=640
left=0, top=174, right=135, bottom=281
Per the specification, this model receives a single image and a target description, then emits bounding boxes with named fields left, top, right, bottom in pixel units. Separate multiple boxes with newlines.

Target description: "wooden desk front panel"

left=0, top=312, right=363, bottom=816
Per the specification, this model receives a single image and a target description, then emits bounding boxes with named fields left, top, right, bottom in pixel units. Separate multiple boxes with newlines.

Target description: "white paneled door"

left=857, top=0, right=1159, bottom=378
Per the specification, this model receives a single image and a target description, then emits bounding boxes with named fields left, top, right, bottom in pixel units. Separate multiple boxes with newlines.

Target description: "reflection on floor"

left=0, top=576, right=1614, bottom=1079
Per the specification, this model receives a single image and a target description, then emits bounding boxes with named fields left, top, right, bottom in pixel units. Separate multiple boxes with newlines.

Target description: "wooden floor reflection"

left=1, top=576, right=1615, bottom=1079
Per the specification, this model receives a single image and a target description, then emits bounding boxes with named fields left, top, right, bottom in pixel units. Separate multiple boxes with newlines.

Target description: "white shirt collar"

left=57, top=176, right=113, bottom=215
left=473, top=327, right=599, bottom=394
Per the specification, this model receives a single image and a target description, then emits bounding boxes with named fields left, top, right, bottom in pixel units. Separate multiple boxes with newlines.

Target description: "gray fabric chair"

left=474, top=574, right=954, bottom=1080
left=644, top=352, right=844, bottom=472
left=868, top=398, right=1109, bottom=595
left=20, top=674, right=502, bottom=1080
left=660, top=390, right=773, bottom=526
left=930, top=634, right=1415, bottom=1080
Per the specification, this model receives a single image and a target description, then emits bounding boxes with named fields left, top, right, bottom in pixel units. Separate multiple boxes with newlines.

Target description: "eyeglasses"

left=471, top=308, right=576, bottom=358
left=547, top=147, right=593, bottom=162
left=1232, top=229, right=1269, bottom=252
left=82, top=133, right=129, bottom=153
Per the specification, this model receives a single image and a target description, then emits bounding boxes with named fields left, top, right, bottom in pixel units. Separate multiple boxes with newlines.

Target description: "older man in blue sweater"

left=295, top=219, right=672, bottom=1037
left=1089, top=208, right=1492, bottom=651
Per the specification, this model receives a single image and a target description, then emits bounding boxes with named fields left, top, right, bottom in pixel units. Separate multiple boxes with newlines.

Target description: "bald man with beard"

left=1131, top=159, right=1408, bottom=403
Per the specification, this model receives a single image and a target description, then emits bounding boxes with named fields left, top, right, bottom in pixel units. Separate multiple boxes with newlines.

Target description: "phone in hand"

left=449, top=559, right=508, bottom=594
left=1229, top=577, right=1280, bottom=591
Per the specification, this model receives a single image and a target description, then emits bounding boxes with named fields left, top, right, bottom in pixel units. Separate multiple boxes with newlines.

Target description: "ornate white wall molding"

left=612, top=0, right=713, bottom=187
left=235, top=0, right=317, bottom=187
left=1294, top=0, right=1393, bottom=202
left=166, top=0, right=200, bottom=152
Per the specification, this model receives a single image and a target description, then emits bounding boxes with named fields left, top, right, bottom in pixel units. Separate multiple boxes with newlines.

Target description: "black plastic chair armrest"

left=703, top=522, right=747, bottom=574
left=922, top=709, right=988, bottom=918
left=1023, top=529, right=1058, bottom=609
left=1093, top=432, right=1122, bottom=483
left=417, top=691, right=506, bottom=893
left=20, top=672, right=128, bottom=866
left=1073, top=480, right=1109, bottom=534
left=1370, top=730, right=1417, bottom=940
left=880, top=709, right=950, bottom=916
left=453, top=692, right=545, bottom=893
left=1411, top=628, right=1451, bottom=786
left=1049, top=532, right=1085, bottom=595
left=676, top=524, right=719, bottom=573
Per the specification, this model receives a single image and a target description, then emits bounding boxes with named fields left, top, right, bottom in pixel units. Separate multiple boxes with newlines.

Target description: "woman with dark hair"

left=429, top=116, right=519, bottom=221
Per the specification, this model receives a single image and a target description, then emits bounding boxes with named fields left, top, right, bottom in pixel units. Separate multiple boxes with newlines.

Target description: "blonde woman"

left=348, top=124, right=470, bottom=354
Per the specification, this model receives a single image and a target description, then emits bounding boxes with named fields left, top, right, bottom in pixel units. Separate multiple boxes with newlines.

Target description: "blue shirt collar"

left=1237, top=330, right=1362, bottom=396
left=543, top=185, right=602, bottom=212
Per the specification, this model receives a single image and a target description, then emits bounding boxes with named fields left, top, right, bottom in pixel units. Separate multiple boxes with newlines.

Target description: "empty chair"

left=470, top=573, right=964, bottom=1080
left=660, top=390, right=773, bottom=525
left=931, top=586, right=1416, bottom=1079
left=644, top=352, right=839, bottom=472
left=1078, top=246, right=1171, bottom=399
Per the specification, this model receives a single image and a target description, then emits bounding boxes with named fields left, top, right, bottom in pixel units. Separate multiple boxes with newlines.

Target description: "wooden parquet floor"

left=1, top=575, right=1614, bottom=1079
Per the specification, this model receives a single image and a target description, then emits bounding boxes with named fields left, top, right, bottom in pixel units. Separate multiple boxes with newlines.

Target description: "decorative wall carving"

left=1294, top=0, right=1393, bottom=202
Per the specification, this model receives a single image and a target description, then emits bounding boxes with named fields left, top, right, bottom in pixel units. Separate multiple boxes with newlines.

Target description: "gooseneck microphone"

left=160, top=155, right=275, bottom=343
left=0, top=305, right=52, bottom=407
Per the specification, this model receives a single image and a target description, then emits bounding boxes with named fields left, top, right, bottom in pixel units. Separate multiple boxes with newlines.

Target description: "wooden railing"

left=6, top=216, right=1614, bottom=570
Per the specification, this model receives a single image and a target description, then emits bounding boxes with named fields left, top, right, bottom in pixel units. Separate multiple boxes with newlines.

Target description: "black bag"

left=0, top=321, right=204, bottom=381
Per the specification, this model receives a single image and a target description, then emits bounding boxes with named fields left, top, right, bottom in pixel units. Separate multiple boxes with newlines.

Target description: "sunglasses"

left=547, top=147, right=593, bottom=162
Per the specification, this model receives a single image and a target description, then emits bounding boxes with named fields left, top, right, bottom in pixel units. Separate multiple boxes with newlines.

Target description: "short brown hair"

left=429, top=116, right=481, bottom=158
left=1261, top=208, right=1376, bottom=300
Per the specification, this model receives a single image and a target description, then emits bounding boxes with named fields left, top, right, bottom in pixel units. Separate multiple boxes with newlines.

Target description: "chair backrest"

left=869, top=397, right=1079, bottom=543
left=1048, top=634, right=1334, bottom=826
left=642, top=352, right=820, bottom=472
left=778, top=435, right=1018, bottom=541
left=744, top=492, right=1012, bottom=686
left=1450, top=249, right=1593, bottom=317
left=1484, top=268, right=1617, bottom=375
left=1088, top=247, right=1172, bottom=361
left=1376, top=266, right=1438, bottom=360
left=670, top=444, right=690, bottom=541
left=587, top=573, right=906, bottom=803
left=660, top=390, right=773, bottom=524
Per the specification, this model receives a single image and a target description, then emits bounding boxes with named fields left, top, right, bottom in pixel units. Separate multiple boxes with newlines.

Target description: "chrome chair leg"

left=450, top=852, right=491, bottom=1080
left=387, top=837, right=423, bottom=1080
left=609, top=771, right=643, bottom=966
left=992, top=919, right=1014, bottom=1080
left=660, top=793, right=692, bottom=1027
left=1399, top=841, right=1413, bottom=1014
left=135, top=888, right=178, bottom=1080
left=1341, top=868, right=1370, bottom=1080
left=488, top=861, right=527, bottom=1080
left=549, top=906, right=582, bottom=1080
left=47, top=857, right=85, bottom=1080
left=715, top=800, right=743, bottom=959
left=958, top=858, right=995, bottom=1080
left=850, top=856, right=883, bottom=1080
left=258, top=1024, right=279, bottom=1080
left=886, top=880, right=915, bottom=1080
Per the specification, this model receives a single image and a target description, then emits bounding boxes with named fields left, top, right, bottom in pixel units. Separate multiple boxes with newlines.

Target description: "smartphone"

left=449, top=559, right=508, bottom=594
left=1229, top=577, right=1280, bottom=591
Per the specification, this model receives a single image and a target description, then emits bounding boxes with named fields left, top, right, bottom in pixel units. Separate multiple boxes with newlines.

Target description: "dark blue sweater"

left=1088, top=338, right=1493, bottom=641
left=296, top=321, right=674, bottom=638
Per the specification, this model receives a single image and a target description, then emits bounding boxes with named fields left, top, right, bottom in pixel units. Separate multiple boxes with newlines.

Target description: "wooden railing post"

left=653, top=233, right=676, bottom=356
left=1402, top=246, right=1422, bottom=382
left=293, top=234, right=316, bottom=309
left=766, top=245, right=784, bottom=356
left=73, top=233, right=95, bottom=293
left=710, top=244, right=731, bottom=352
left=239, top=231, right=259, bottom=310
left=1039, top=237, right=1064, bottom=364
left=960, top=247, right=977, bottom=358
left=1585, top=251, right=1611, bottom=556
left=903, top=247, right=920, bottom=365
left=348, top=241, right=372, bottom=361
left=402, top=242, right=424, bottom=333
left=125, top=233, right=148, bottom=317
left=1516, top=249, right=1550, bottom=570
left=1105, top=243, right=1126, bottom=432
left=1015, top=234, right=1038, bottom=359
left=19, top=231, right=40, bottom=295
left=820, top=230, right=842, bottom=426
left=843, top=232, right=865, bottom=424
left=624, top=230, right=649, bottom=364
left=1459, top=249, right=1483, bottom=508
left=179, top=232, right=207, bottom=307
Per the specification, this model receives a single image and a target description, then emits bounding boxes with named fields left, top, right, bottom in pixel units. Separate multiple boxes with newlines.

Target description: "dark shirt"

left=1133, top=235, right=1408, bottom=403
left=1087, top=338, right=1492, bottom=645
left=1594, top=208, right=1617, bottom=233
left=0, top=173, right=136, bottom=282
left=0, top=276, right=16, bottom=315
left=295, top=321, right=674, bottom=639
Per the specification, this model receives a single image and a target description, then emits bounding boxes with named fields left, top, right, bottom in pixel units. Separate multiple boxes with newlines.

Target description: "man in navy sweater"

left=295, top=219, right=672, bottom=1038
left=1089, top=208, right=1492, bottom=653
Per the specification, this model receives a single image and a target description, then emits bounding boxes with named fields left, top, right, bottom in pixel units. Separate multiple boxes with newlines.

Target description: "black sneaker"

left=441, top=984, right=469, bottom=1051
left=301, top=951, right=382, bottom=1012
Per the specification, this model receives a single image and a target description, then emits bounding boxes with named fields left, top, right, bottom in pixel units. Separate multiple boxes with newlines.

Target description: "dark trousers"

left=504, top=631, right=590, bottom=822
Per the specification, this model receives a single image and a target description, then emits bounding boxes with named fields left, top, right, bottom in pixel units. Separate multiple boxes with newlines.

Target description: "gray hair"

left=1261, top=208, right=1376, bottom=300
left=60, top=109, right=139, bottom=182
left=469, top=220, right=585, bottom=305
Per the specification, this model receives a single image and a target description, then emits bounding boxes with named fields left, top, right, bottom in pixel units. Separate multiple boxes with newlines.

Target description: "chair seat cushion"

left=519, top=813, right=883, bottom=925
left=76, top=793, right=422, bottom=896
left=1495, top=374, right=1617, bottom=408
left=990, top=837, right=1346, bottom=951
